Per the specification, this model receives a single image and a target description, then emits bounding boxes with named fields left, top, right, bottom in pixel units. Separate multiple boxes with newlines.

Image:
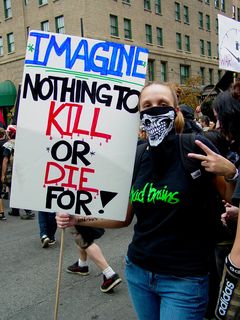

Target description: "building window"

left=200, top=39, right=205, bottom=55
left=160, top=61, right=167, bottom=82
left=55, top=15, right=65, bottom=34
left=155, top=0, right=161, bottom=14
left=206, top=15, right=211, bottom=31
left=124, top=18, right=132, bottom=39
left=205, top=0, right=210, bottom=4
left=26, top=26, right=30, bottom=37
left=198, top=12, right=203, bottom=29
left=144, top=0, right=151, bottom=10
left=123, top=0, right=130, bottom=3
left=183, top=6, right=189, bottom=24
left=215, top=18, right=218, bottom=34
left=209, top=68, right=214, bottom=84
left=176, top=32, right=182, bottom=50
left=207, top=41, right=212, bottom=57
left=175, top=2, right=181, bottom=21
left=110, top=15, right=119, bottom=37
left=41, top=20, right=49, bottom=32
left=7, top=32, right=14, bottom=53
left=145, top=24, right=152, bottom=44
left=232, top=5, right=236, bottom=19
left=0, top=37, right=3, bottom=56
left=180, top=65, right=190, bottom=84
left=200, top=67, right=205, bottom=85
left=238, top=8, right=240, bottom=21
left=4, top=0, right=12, bottom=19
left=39, top=0, right=48, bottom=5
left=215, top=0, right=219, bottom=8
left=221, top=0, right=225, bottom=11
left=24, top=0, right=29, bottom=4
left=156, top=27, right=163, bottom=46
left=185, top=35, right=190, bottom=52
left=148, top=60, right=155, bottom=81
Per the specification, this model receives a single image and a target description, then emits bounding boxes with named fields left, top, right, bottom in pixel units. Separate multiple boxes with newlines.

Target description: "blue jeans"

left=125, top=256, right=208, bottom=320
left=38, top=211, right=57, bottom=240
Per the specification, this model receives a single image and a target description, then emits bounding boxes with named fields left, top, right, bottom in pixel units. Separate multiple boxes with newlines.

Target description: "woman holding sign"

left=56, top=82, right=235, bottom=320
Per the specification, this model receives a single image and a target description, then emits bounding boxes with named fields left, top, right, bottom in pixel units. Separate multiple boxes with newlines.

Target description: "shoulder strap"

left=179, top=133, right=203, bottom=180
left=132, top=142, right=148, bottom=184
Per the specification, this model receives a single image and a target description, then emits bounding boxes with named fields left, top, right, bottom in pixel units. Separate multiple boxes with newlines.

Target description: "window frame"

left=183, top=5, right=189, bottom=24
left=4, top=0, right=12, bottom=19
left=41, top=20, right=50, bottom=32
left=176, top=32, right=182, bottom=50
left=7, top=32, right=15, bottom=53
left=55, top=15, right=65, bottom=34
left=145, top=24, right=153, bottom=44
left=123, top=18, right=132, bottom=39
left=144, top=0, right=151, bottom=11
left=175, top=2, right=181, bottom=21
left=110, top=14, right=119, bottom=37
left=156, top=27, right=163, bottom=46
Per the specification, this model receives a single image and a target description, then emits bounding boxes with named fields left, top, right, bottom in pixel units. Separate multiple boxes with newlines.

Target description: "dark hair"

left=203, top=130, right=229, bottom=157
left=212, top=89, right=240, bottom=145
left=199, top=115, right=210, bottom=127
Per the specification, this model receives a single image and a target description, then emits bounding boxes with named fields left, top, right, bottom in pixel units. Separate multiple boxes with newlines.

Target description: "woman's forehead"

left=141, top=84, right=173, bottom=101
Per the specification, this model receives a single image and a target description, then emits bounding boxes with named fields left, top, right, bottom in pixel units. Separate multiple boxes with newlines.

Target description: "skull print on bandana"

left=140, top=106, right=176, bottom=147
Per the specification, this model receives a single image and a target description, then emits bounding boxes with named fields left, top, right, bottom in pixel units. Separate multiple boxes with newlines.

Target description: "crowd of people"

left=2, top=79, right=240, bottom=319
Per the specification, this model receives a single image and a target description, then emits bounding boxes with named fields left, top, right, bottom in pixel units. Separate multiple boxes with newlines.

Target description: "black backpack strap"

left=132, top=142, right=148, bottom=184
left=179, top=133, right=203, bottom=180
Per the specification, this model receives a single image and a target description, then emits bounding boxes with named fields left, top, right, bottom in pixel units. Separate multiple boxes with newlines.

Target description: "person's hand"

left=188, top=140, right=237, bottom=177
left=56, top=212, right=78, bottom=229
left=221, top=202, right=239, bottom=227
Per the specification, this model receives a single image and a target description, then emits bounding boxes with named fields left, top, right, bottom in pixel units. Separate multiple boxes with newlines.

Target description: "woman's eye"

left=161, top=102, right=168, bottom=107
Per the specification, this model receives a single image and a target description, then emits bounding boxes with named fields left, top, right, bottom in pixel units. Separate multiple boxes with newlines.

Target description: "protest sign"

left=219, top=14, right=240, bottom=73
left=10, top=30, right=148, bottom=221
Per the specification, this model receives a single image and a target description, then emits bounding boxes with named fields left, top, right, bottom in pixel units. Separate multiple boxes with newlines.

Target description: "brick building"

left=0, top=0, right=239, bottom=90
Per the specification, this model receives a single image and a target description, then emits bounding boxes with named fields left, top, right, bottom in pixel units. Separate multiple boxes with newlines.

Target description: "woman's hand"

left=221, top=202, right=239, bottom=227
left=56, top=212, right=78, bottom=229
left=188, top=140, right=237, bottom=178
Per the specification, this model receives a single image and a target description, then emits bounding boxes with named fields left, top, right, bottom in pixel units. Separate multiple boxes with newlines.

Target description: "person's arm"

left=56, top=201, right=134, bottom=229
left=1, top=156, right=8, bottom=184
left=229, top=204, right=240, bottom=266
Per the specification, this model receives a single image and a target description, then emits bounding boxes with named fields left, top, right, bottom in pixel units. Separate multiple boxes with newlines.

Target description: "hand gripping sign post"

left=10, top=30, right=148, bottom=319
left=216, top=15, right=240, bottom=320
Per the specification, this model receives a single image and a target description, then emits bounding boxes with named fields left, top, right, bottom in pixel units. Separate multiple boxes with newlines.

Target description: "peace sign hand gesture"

left=188, top=140, right=237, bottom=179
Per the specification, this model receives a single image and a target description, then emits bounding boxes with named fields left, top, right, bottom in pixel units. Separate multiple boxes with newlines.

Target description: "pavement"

left=0, top=205, right=136, bottom=320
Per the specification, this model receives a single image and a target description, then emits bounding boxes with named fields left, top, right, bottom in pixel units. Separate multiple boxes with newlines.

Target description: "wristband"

left=225, top=168, right=239, bottom=182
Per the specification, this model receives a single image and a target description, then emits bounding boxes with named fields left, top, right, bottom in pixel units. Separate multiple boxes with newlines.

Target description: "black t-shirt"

left=127, top=134, right=217, bottom=277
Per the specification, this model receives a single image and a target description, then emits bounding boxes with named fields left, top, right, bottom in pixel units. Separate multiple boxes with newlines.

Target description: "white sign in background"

left=219, top=14, right=240, bottom=73
left=10, top=31, right=148, bottom=221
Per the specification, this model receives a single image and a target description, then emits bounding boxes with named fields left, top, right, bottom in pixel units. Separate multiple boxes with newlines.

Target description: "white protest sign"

left=219, top=14, right=240, bottom=72
left=10, top=31, right=148, bottom=220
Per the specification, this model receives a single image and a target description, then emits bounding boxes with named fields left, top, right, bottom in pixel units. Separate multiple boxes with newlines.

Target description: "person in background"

left=67, top=225, right=122, bottom=293
left=1, top=125, right=35, bottom=220
left=137, top=126, right=147, bottom=145
left=38, top=211, right=57, bottom=248
left=199, top=115, right=211, bottom=131
left=0, top=128, right=8, bottom=221
left=179, top=104, right=203, bottom=134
